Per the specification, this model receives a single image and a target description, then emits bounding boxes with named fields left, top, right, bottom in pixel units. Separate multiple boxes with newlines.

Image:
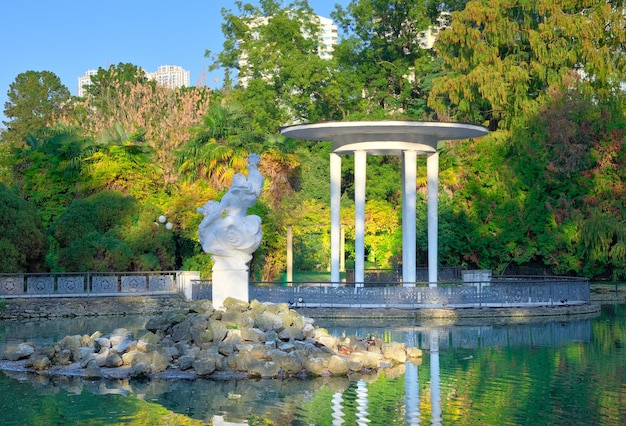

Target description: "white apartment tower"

left=146, top=65, right=190, bottom=89
left=77, top=69, right=98, bottom=97
left=78, top=65, right=190, bottom=96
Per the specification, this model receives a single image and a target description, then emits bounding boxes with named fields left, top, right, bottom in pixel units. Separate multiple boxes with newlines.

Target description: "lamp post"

left=156, top=215, right=174, bottom=230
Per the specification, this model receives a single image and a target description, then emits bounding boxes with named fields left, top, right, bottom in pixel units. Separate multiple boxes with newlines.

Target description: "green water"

left=1, top=305, right=624, bottom=425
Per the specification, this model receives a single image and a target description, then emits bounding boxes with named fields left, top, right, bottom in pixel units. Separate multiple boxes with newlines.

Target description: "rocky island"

left=1, top=298, right=422, bottom=380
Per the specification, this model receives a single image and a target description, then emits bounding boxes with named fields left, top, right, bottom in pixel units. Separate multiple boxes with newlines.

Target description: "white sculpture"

left=197, top=153, right=264, bottom=309
left=197, top=153, right=264, bottom=268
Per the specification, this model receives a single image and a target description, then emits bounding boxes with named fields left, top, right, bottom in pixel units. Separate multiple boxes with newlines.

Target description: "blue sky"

left=0, top=0, right=348, bottom=126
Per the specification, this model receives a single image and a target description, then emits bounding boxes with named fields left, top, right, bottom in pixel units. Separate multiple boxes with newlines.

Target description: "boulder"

left=382, top=342, right=407, bottom=363
left=305, top=357, right=326, bottom=376
left=327, top=355, right=349, bottom=375
left=223, top=297, right=249, bottom=312
left=3, top=343, right=35, bottom=361
left=193, top=358, right=216, bottom=376
left=83, top=359, right=102, bottom=379
left=28, top=353, right=51, bottom=370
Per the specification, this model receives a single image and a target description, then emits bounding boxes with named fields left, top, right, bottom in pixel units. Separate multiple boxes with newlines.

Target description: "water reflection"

left=1, top=308, right=623, bottom=425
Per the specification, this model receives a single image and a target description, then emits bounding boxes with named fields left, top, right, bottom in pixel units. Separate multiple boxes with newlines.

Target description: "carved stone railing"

left=0, top=271, right=198, bottom=298
left=189, top=275, right=590, bottom=308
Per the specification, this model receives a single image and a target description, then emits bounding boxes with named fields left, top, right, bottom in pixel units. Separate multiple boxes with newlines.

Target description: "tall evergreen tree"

left=2, top=71, right=70, bottom=146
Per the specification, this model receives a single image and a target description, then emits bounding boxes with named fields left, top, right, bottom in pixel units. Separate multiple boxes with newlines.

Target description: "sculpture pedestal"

left=212, top=259, right=249, bottom=310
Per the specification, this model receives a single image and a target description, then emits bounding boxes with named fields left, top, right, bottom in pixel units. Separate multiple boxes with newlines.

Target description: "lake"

left=1, top=304, right=624, bottom=425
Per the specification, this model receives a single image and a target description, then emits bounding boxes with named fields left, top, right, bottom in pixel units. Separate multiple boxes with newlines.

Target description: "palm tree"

left=176, top=102, right=263, bottom=190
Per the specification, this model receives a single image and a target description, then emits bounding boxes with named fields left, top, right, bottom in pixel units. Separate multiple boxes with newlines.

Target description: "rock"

left=278, top=353, right=303, bottom=375
left=53, top=349, right=72, bottom=365
left=223, top=297, right=249, bottom=312
left=111, top=338, right=135, bottom=355
left=137, top=331, right=161, bottom=352
left=3, top=343, right=35, bottom=361
left=149, top=349, right=172, bottom=373
left=217, top=341, right=234, bottom=356
left=240, top=327, right=266, bottom=343
left=105, top=353, right=123, bottom=368
left=170, top=319, right=191, bottom=343
left=177, top=355, right=195, bottom=371
left=278, top=326, right=305, bottom=341
left=130, top=361, right=151, bottom=378
left=328, top=355, right=349, bottom=375
left=83, top=359, right=102, bottom=379
left=58, top=335, right=82, bottom=354
left=406, top=347, right=423, bottom=358
left=109, top=329, right=132, bottom=347
left=382, top=342, right=407, bottom=363
left=28, top=354, right=51, bottom=370
left=145, top=312, right=186, bottom=333
left=193, top=358, right=216, bottom=376
left=305, top=357, right=326, bottom=376
left=94, top=337, right=111, bottom=351
left=255, top=312, right=284, bottom=332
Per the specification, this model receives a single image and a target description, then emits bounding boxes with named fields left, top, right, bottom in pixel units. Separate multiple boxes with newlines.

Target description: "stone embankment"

left=1, top=298, right=422, bottom=380
left=0, top=295, right=189, bottom=320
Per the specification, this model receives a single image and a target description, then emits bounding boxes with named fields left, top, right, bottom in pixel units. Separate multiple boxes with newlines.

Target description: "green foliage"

left=50, top=191, right=175, bottom=272
left=2, top=70, right=70, bottom=146
left=332, top=0, right=443, bottom=119
left=177, top=102, right=261, bottom=189
left=429, top=0, right=626, bottom=130
left=214, top=1, right=343, bottom=131
left=11, top=125, right=89, bottom=228
left=0, top=182, right=48, bottom=272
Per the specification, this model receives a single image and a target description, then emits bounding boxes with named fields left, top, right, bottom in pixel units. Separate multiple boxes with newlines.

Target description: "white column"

left=354, top=150, right=367, bottom=287
left=402, top=150, right=417, bottom=286
left=286, top=225, right=293, bottom=285
left=427, top=152, right=439, bottom=287
left=401, top=155, right=408, bottom=282
left=330, top=153, right=342, bottom=286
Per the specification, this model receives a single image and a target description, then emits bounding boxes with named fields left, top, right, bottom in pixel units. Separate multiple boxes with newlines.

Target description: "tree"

left=0, top=182, right=48, bottom=272
left=176, top=102, right=261, bottom=190
left=428, top=0, right=626, bottom=130
left=11, top=125, right=88, bottom=228
left=2, top=71, right=70, bottom=146
left=50, top=191, right=176, bottom=272
left=332, top=0, right=442, bottom=118
left=82, top=63, right=149, bottom=111
left=212, top=0, right=341, bottom=132
left=60, top=65, right=211, bottom=186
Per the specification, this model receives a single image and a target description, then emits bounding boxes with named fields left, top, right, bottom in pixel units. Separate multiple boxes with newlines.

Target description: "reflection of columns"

left=354, top=150, right=367, bottom=287
left=330, top=153, right=342, bottom=285
left=429, top=330, right=442, bottom=425
left=427, top=152, right=439, bottom=287
left=356, top=379, right=369, bottom=425
left=287, top=225, right=293, bottom=285
left=405, top=361, right=421, bottom=425
left=402, top=150, right=417, bottom=286
left=331, top=391, right=344, bottom=425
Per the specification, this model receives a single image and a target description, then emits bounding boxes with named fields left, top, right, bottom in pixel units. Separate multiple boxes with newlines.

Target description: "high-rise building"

left=315, top=14, right=338, bottom=60
left=146, top=65, right=190, bottom=90
left=77, top=69, right=98, bottom=97
left=77, top=65, right=190, bottom=97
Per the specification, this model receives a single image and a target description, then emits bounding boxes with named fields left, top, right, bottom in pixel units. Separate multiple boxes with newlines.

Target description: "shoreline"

left=295, top=303, right=602, bottom=323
